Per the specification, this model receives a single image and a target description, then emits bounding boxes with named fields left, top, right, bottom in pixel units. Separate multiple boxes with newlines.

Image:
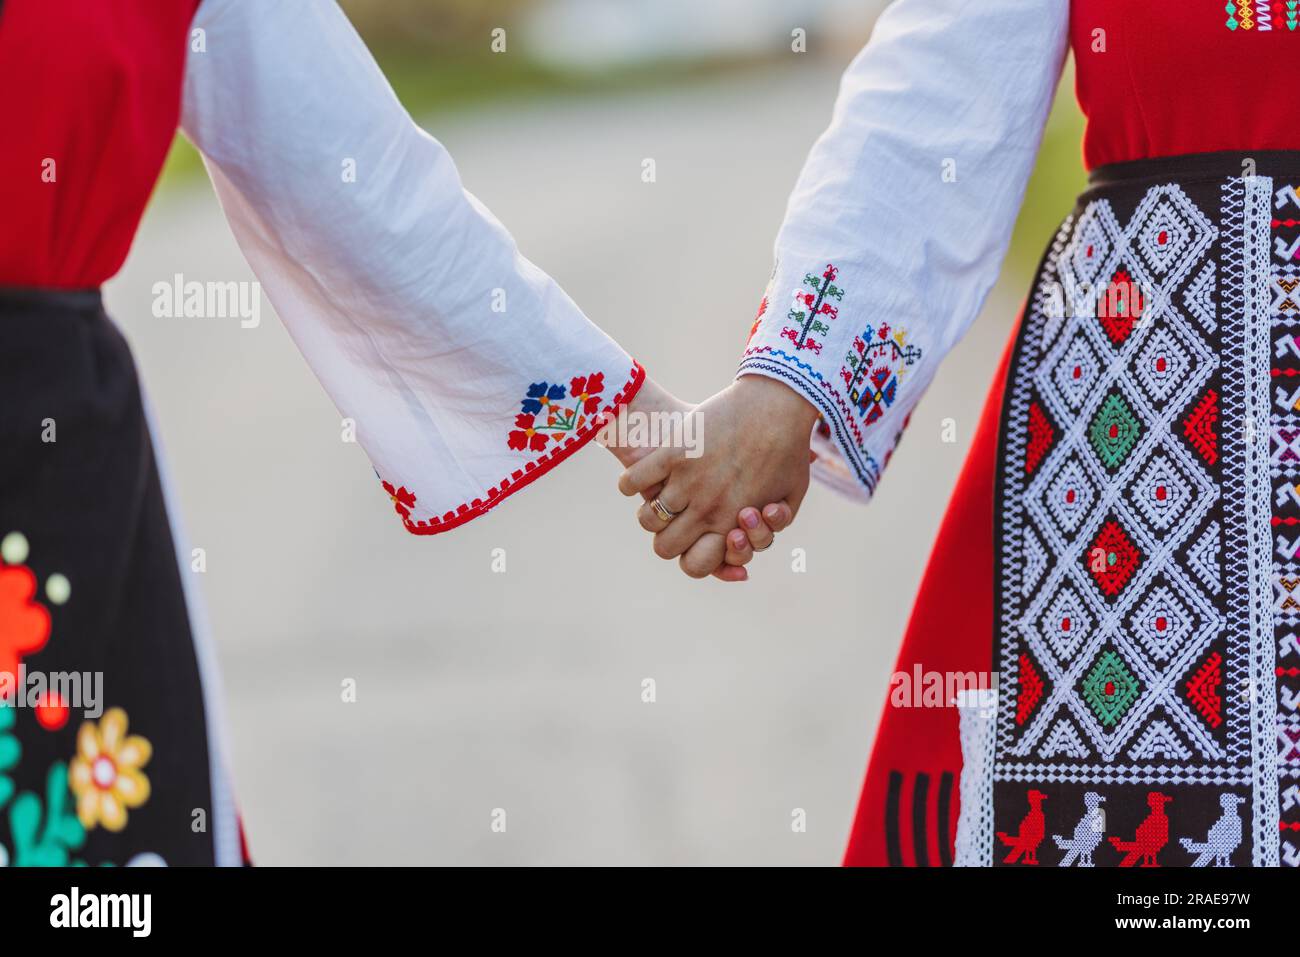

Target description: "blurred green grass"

left=1006, top=68, right=1088, bottom=280
left=159, top=35, right=1088, bottom=289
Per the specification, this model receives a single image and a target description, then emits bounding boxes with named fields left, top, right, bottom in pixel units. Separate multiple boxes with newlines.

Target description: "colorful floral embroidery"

left=9, top=763, right=86, bottom=866
left=840, top=322, right=923, bottom=426
left=0, top=708, right=89, bottom=868
left=781, top=264, right=842, bottom=354
left=0, top=534, right=163, bottom=866
left=739, top=262, right=926, bottom=497
left=0, top=563, right=51, bottom=687
left=377, top=361, right=644, bottom=537
left=69, top=708, right=152, bottom=833
left=508, top=372, right=606, bottom=452
left=381, top=480, right=416, bottom=520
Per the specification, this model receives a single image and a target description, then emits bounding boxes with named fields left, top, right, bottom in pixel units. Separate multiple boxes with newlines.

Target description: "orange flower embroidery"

left=68, top=708, right=152, bottom=832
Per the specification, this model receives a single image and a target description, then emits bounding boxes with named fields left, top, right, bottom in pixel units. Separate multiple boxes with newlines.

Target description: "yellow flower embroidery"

left=68, top=708, right=152, bottom=832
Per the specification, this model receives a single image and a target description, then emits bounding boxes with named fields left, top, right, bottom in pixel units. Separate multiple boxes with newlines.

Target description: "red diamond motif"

left=1185, top=651, right=1222, bottom=729
left=1086, top=520, right=1142, bottom=597
left=1098, top=268, right=1144, bottom=345
left=1026, top=401, right=1054, bottom=475
left=1182, top=388, right=1218, bottom=466
left=1016, top=652, right=1044, bottom=726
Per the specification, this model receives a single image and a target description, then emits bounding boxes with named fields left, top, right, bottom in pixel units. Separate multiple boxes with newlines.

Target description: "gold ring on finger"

left=650, top=498, right=681, bottom=523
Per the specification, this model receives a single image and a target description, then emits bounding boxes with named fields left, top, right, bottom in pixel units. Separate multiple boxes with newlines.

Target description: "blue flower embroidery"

left=520, top=382, right=568, bottom=415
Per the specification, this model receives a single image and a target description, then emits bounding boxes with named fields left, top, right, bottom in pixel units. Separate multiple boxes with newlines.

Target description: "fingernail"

left=730, top=531, right=747, bottom=549
left=742, top=509, right=760, bottom=529
left=763, top=505, right=781, bottom=521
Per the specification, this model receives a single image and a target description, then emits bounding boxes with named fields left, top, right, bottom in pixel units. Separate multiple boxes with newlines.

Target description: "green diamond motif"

left=1081, top=650, right=1141, bottom=727
left=1088, top=392, right=1142, bottom=470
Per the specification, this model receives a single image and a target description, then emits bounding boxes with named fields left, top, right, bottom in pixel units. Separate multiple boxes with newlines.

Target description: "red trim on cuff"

left=394, top=361, right=646, bottom=536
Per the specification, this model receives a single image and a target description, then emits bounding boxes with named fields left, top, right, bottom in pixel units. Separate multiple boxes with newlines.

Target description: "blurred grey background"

left=105, top=0, right=1085, bottom=864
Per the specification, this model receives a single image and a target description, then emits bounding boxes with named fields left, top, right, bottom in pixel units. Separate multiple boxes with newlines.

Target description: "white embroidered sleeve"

left=180, top=0, right=643, bottom=534
left=738, top=0, right=1069, bottom=501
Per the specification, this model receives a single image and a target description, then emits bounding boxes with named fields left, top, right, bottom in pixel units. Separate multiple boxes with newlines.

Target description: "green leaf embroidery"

left=10, top=763, right=86, bottom=867
left=0, top=706, right=18, bottom=811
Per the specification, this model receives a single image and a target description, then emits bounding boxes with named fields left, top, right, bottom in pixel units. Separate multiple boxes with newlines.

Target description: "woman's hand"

left=601, top=376, right=792, bottom=580
left=710, top=502, right=796, bottom=582
left=619, top=376, right=818, bottom=578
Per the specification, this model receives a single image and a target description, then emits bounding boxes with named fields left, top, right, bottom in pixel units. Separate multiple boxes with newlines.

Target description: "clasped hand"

left=608, top=375, right=820, bottom=581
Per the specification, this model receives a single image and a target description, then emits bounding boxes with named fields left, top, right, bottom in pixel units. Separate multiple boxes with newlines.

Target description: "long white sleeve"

left=180, top=0, right=643, bottom=534
left=738, top=0, right=1069, bottom=501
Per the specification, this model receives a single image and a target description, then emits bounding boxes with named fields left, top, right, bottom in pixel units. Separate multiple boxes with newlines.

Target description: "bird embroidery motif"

left=1053, top=791, right=1106, bottom=867
left=996, top=789, right=1047, bottom=864
left=1108, top=792, right=1172, bottom=866
left=1179, top=792, right=1245, bottom=867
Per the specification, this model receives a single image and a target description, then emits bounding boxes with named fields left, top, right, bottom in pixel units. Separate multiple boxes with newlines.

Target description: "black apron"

left=979, top=151, right=1298, bottom=867
left=0, top=288, right=218, bottom=866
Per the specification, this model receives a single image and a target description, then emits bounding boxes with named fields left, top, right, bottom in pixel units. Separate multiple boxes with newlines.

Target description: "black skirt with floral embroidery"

left=0, top=288, right=226, bottom=866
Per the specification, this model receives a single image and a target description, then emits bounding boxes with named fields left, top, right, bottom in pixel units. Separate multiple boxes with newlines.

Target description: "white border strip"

left=1243, top=174, right=1282, bottom=867
left=137, top=373, right=242, bottom=867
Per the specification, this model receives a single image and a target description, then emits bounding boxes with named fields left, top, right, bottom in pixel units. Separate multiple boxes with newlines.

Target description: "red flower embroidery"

left=508, top=414, right=550, bottom=452
left=569, top=373, right=605, bottom=416
left=747, top=295, right=769, bottom=344
left=0, top=564, right=51, bottom=691
left=508, top=373, right=609, bottom=452
left=381, top=480, right=417, bottom=518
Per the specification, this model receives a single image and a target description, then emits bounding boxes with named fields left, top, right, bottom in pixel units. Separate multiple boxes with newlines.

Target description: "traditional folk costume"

left=741, top=0, right=1299, bottom=867
left=0, top=0, right=641, bottom=866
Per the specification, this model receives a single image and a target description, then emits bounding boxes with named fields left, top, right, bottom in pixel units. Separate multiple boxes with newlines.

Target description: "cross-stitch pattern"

left=977, top=176, right=1287, bottom=867
left=1268, top=181, right=1300, bottom=865
left=1225, top=1, right=1300, bottom=32
left=740, top=262, right=924, bottom=497
left=781, top=264, right=843, bottom=354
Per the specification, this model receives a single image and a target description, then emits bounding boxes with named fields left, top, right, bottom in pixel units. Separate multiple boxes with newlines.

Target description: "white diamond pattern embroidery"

left=1128, top=583, right=1199, bottom=664
left=1065, top=203, right=1118, bottom=292
left=1038, top=585, right=1094, bottom=663
left=1133, top=193, right=1213, bottom=283
left=1039, top=454, right=1099, bottom=541
left=1013, top=185, right=1221, bottom=764
left=1186, top=520, right=1222, bottom=595
left=1127, top=449, right=1198, bottom=536
left=1023, top=523, right=1049, bottom=598
left=1183, top=261, right=1217, bottom=333
left=1128, top=719, right=1194, bottom=762
left=977, top=174, right=1283, bottom=871
left=1134, top=326, right=1194, bottom=410
left=1051, top=333, right=1103, bottom=418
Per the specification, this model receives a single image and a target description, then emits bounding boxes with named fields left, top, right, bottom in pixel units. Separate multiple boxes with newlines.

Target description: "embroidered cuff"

left=375, top=360, right=644, bottom=535
left=737, top=260, right=925, bottom=502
